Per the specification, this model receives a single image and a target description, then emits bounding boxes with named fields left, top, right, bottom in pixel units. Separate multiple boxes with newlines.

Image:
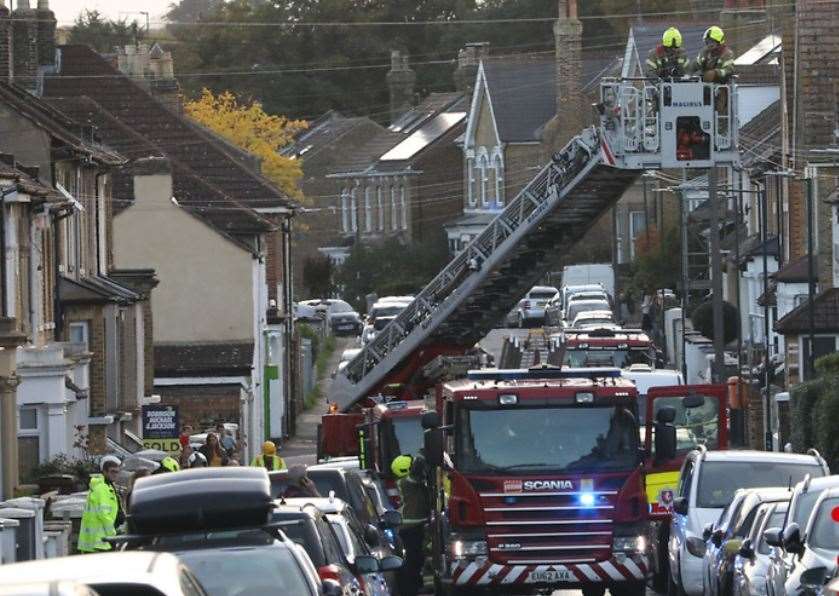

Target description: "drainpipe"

left=282, top=215, right=294, bottom=438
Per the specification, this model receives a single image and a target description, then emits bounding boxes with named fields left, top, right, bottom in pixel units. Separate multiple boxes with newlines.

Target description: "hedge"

left=789, top=353, right=839, bottom=472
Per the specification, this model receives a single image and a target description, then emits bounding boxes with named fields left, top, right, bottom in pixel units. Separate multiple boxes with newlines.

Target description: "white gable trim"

left=622, top=27, right=643, bottom=79
left=464, top=61, right=501, bottom=151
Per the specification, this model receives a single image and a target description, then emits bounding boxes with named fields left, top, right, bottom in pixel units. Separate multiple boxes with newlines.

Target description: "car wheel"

left=582, top=585, right=607, bottom=596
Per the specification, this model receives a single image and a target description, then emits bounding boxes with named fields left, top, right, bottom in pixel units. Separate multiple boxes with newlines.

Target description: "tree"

left=690, top=301, right=740, bottom=345
left=302, top=255, right=335, bottom=299
left=184, top=89, right=308, bottom=201
left=68, top=10, right=144, bottom=53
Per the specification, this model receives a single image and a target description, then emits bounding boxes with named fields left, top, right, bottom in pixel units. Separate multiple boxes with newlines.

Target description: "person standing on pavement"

left=395, top=454, right=431, bottom=596
left=199, top=432, right=228, bottom=467
left=178, top=424, right=194, bottom=469
left=78, top=457, right=124, bottom=553
left=250, top=440, right=285, bottom=471
left=215, top=423, right=237, bottom=458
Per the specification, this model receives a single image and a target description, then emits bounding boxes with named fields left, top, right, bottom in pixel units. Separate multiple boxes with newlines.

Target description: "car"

left=702, top=488, right=791, bottom=596
left=366, top=300, right=410, bottom=324
left=362, top=315, right=397, bottom=345
left=771, top=486, right=839, bottom=596
left=669, top=449, right=828, bottom=596
left=568, top=290, right=611, bottom=305
left=570, top=309, right=618, bottom=329
left=732, top=501, right=788, bottom=596
left=0, top=581, right=99, bottom=596
left=510, top=286, right=559, bottom=327
left=293, top=496, right=403, bottom=595
left=271, top=501, right=370, bottom=595
left=562, top=299, right=612, bottom=328
left=336, top=348, right=362, bottom=374
left=0, top=552, right=207, bottom=596
left=764, top=475, right=839, bottom=596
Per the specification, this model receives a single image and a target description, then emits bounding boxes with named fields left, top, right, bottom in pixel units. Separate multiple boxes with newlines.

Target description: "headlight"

left=613, top=535, right=647, bottom=554
left=450, top=539, right=488, bottom=559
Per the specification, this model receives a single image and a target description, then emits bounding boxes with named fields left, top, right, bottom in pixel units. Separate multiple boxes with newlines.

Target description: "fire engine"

left=549, top=328, right=658, bottom=369
left=422, top=367, right=678, bottom=595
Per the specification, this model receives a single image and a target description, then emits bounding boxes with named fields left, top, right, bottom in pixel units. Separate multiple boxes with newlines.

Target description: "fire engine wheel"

left=610, top=580, right=647, bottom=596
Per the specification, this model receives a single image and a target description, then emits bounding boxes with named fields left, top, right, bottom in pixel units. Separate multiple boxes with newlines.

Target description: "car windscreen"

left=576, top=318, right=613, bottom=326
left=566, top=302, right=610, bottom=321
left=562, top=348, right=651, bottom=368
left=647, top=394, right=721, bottom=454
left=809, top=497, right=839, bottom=550
left=696, top=462, right=824, bottom=508
left=329, top=301, right=354, bottom=313
left=269, top=517, right=325, bottom=567
left=570, top=294, right=607, bottom=303
left=152, top=529, right=273, bottom=550
left=381, top=417, right=424, bottom=467
left=456, top=405, right=639, bottom=474
left=529, top=291, right=557, bottom=300
left=91, top=586, right=166, bottom=596
left=178, top=547, right=313, bottom=596
left=308, top=471, right=350, bottom=502
left=371, top=305, right=405, bottom=319
left=790, top=487, right=833, bottom=528
left=374, top=317, right=395, bottom=331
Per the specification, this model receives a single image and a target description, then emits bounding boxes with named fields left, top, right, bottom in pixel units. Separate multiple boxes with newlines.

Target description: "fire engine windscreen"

left=382, top=418, right=424, bottom=464
left=456, top=406, right=639, bottom=474
left=562, top=348, right=651, bottom=368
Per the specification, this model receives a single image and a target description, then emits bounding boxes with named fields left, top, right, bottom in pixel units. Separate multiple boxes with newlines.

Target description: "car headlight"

left=613, top=535, right=647, bottom=554
left=450, top=539, right=488, bottom=560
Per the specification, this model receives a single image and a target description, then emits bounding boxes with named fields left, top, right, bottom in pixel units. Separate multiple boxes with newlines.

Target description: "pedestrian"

left=645, top=27, right=689, bottom=81
left=283, top=465, right=321, bottom=498
left=78, top=456, right=124, bottom=553
left=178, top=424, right=194, bottom=469
left=215, top=423, right=237, bottom=457
left=250, top=440, right=285, bottom=471
left=395, top=454, right=431, bottom=596
left=641, top=292, right=654, bottom=333
left=199, top=432, right=229, bottom=467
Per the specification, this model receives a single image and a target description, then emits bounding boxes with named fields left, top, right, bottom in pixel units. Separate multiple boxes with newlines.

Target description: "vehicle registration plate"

left=529, top=568, right=572, bottom=583
left=338, top=324, right=355, bottom=330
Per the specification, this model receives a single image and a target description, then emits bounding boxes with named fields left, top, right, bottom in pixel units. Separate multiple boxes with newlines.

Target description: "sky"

left=53, top=0, right=171, bottom=26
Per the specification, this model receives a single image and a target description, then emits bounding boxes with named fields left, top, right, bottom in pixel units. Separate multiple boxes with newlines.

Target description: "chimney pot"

left=387, top=49, right=416, bottom=124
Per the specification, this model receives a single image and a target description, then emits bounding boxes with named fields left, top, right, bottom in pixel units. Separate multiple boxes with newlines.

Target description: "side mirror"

left=421, top=411, right=440, bottom=430
left=683, top=394, right=706, bottom=409
left=800, top=566, right=828, bottom=589
left=364, top=524, right=381, bottom=547
left=782, top=523, right=803, bottom=555
left=656, top=405, right=677, bottom=423
left=655, top=419, right=677, bottom=461
left=703, top=523, right=714, bottom=541
left=424, top=428, right=443, bottom=468
left=673, top=496, right=689, bottom=516
left=353, top=554, right=380, bottom=574
left=382, top=510, right=402, bottom=528
left=763, top=527, right=783, bottom=548
left=738, top=538, right=755, bottom=559
left=379, top=555, right=403, bottom=572
left=322, top=579, right=342, bottom=596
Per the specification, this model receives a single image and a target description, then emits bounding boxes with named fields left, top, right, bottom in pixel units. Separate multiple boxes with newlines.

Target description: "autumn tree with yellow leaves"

left=185, top=89, right=308, bottom=202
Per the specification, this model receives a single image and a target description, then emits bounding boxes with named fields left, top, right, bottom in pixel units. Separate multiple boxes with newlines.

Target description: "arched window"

left=377, top=185, right=384, bottom=231
left=350, top=187, right=358, bottom=232
left=479, top=152, right=489, bottom=208
left=340, top=189, right=350, bottom=232
left=390, top=184, right=399, bottom=231
left=494, top=152, right=505, bottom=206
left=466, top=157, right=476, bottom=207
left=364, top=186, right=372, bottom=232
left=400, top=183, right=408, bottom=230
left=488, top=164, right=497, bottom=205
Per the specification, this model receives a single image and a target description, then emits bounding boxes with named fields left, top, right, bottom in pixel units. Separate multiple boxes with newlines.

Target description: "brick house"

left=43, top=44, right=299, bottom=455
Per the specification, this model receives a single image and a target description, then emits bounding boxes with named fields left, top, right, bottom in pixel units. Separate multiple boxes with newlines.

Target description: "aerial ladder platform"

left=331, top=79, right=741, bottom=411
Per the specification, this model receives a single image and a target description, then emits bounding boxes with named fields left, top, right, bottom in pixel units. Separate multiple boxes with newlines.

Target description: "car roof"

left=794, top=474, right=839, bottom=494
left=529, top=286, right=558, bottom=294
left=568, top=300, right=611, bottom=307
left=272, top=503, right=320, bottom=518
left=699, top=450, right=823, bottom=465
left=310, top=459, right=360, bottom=471
left=0, top=552, right=182, bottom=590
left=739, top=487, right=793, bottom=506
left=565, top=284, right=603, bottom=291
left=574, top=310, right=613, bottom=319
left=283, top=496, right=350, bottom=515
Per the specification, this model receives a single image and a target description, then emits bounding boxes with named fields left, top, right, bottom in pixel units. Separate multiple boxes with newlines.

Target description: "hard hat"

left=662, top=27, right=683, bottom=48
left=704, top=26, right=725, bottom=44
left=391, top=455, right=412, bottom=479
left=262, top=440, right=277, bottom=456
left=100, top=455, right=121, bottom=471
left=188, top=452, right=208, bottom=468
left=160, top=456, right=180, bottom=473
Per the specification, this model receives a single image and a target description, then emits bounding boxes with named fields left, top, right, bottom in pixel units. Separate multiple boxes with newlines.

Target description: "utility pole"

left=805, top=165, right=817, bottom=378
left=709, top=167, right=726, bottom=383
left=759, top=181, right=772, bottom=451
left=680, top=192, right=689, bottom=381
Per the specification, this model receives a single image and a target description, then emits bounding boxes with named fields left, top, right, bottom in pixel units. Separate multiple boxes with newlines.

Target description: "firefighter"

left=250, top=440, right=286, bottom=471
left=645, top=27, right=689, bottom=80
left=396, top=454, right=431, bottom=596
left=693, top=26, right=735, bottom=83
left=156, top=456, right=180, bottom=474
left=78, top=456, right=123, bottom=553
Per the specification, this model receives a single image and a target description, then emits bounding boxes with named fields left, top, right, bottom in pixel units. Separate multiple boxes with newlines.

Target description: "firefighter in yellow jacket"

left=78, top=456, right=123, bottom=553
left=250, top=440, right=286, bottom=471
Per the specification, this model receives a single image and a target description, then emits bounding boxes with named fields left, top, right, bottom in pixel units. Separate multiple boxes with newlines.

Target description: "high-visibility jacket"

left=645, top=45, right=689, bottom=80
left=78, top=475, right=119, bottom=553
left=398, top=476, right=430, bottom=527
left=692, top=44, right=735, bottom=83
left=250, top=454, right=286, bottom=471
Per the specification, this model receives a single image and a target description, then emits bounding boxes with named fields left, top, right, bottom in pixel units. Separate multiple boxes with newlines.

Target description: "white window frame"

left=466, top=157, right=476, bottom=208
left=377, top=185, right=384, bottom=232
left=69, top=320, right=89, bottom=349
left=350, top=187, right=358, bottom=232
left=493, top=151, right=505, bottom=206
left=400, top=183, right=408, bottom=231
left=364, top=186, right=372, bottom=232
left=478, top=151, right=489, bottom=208
left=340, top=190, right=350, bottom=233
left=390, top=185, right=399, bottom=231
left=629, top=210, right=646, bottom=260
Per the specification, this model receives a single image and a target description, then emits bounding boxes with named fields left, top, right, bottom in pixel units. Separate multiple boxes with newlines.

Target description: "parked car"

left=508, top=286, right=559, bottom=327
left=0, top=581, right=99, bottom=596
left=732, top=501, right=788, bottom=596
left=562, top=299, right=612, bottom=328
left=0, top=552, right=207, bottom=596
left=336, top=348, right=362, bottom=375
left=570, top=309, right=618, bottom=329
left=568, top=289, right=611, bottom=305
left=562, top=263, right=614, bottom=297
left=271, top=501, right=371, bottom=595
left=702, top=488, right=791, bottom=596
left=764, top=475, right=839, bottom=596
left=770, top=487, right=839, bottom=596
left=669, top=449, right=828, bottom=596
left=362, top=315, right=397, bottom=345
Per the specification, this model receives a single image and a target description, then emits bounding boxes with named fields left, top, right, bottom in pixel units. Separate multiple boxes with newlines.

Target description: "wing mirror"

left=799, top=566, right=828, bottom=590
left=379, top=555, right=403, bottom=572
left=763, top=527, right=783, bottom=548
left=364, top=524, right=381, bottom=547
left=424, top=428, right=443, bottom=468
left=782, top=523, right=804, bottom=555
left=421, top=411, right=440, bottom=430
left=654, top=406, right=678, bottom=462
left=322, top=579, right=342, bottom=596
left=738, top=538, right=755, bottom=559
left=353, top=554, right=380, bottom=574
left=673, top=496, right=689, bottom=515
left=382, top=510, right=402, bottom=528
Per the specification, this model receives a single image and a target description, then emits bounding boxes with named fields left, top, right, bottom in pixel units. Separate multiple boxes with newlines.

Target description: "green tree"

left=68, top=10, right=144, bottom=53
left=690, top=301, right=740, bottom=345
left=302, top=255, right=336, bottom=299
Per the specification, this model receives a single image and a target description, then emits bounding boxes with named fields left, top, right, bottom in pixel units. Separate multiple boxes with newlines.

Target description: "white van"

left=562, top=263, right=614, bottom=298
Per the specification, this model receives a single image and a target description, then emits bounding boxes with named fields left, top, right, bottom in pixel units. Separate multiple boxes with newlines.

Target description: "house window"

left=494, top=152, right=505, bottom=206
left=19, top=407, right=38, bottom=430
left=479, top=153, right=489, bottom=207
left=802, top=336, right=836, bottom=380
left=18, top=406, right=40, bottom=483
left=629, top=210, right=646, bottom=260
left=377, top=186, right=384, bottom=231
left=467, top=157, right=476, bottom=207
left=69, top=321, right=89, bottom=349
left=350, top=187, right=358, bottom=232
left=400, top=184, right=408, bottom=230
left=364, top=186, right=372, bottom=232
left=340, top=190, right=350, bottom=233
left=390, top=185, right=399, bottom=231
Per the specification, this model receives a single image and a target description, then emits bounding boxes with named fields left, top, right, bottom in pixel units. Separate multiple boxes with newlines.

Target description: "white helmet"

left=99, top=455, right=121, bottom=471
left=188, top=452, right=208, bottom=468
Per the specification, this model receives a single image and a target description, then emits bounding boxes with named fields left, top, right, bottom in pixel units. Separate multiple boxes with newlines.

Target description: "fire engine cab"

left=549, top=328, right=657, bottom=369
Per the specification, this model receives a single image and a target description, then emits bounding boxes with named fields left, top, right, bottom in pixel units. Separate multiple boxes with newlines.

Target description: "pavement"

left=281, top=336, right=354, bottom=468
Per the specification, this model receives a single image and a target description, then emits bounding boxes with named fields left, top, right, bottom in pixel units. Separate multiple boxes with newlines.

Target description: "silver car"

left=732, top=502, right=789, bottom=596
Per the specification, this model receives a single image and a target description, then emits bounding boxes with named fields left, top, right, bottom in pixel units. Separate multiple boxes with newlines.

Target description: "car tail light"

left=318, top=564, right=343, bottom=583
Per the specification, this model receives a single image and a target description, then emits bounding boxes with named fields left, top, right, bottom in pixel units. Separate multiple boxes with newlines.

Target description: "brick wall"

left=11, top=6, right=37, bottom=91
left=35, top=4, right=55, bottom=66
left=787, top=179, right=806, bottom=262
left=157, top=384, right=242, bottom=431
left=551, top=2, right=584, bottom=151
left=412, top=127, right=466, bottom=243
left=505, top=144, right=545, bottom=199
left=0, top=4, right=11, bottom=83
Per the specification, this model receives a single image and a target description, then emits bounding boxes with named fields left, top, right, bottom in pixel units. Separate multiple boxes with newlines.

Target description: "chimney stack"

left=36, top=0, right=55, bottom=67
left=116, top=43, right=182, bottom=113
left=543, top=0, right=585, bottom=152
left=12, top=0, right=38, bottom=91
left=0, top=0, right=12, bottom=83
left=454, top=42, right=490, bottom=94
left=386, top=50, right=416, bottom=124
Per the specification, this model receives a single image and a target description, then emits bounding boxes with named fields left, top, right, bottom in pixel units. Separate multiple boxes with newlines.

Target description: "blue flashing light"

left=579, top=493, right=596, bottom=507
